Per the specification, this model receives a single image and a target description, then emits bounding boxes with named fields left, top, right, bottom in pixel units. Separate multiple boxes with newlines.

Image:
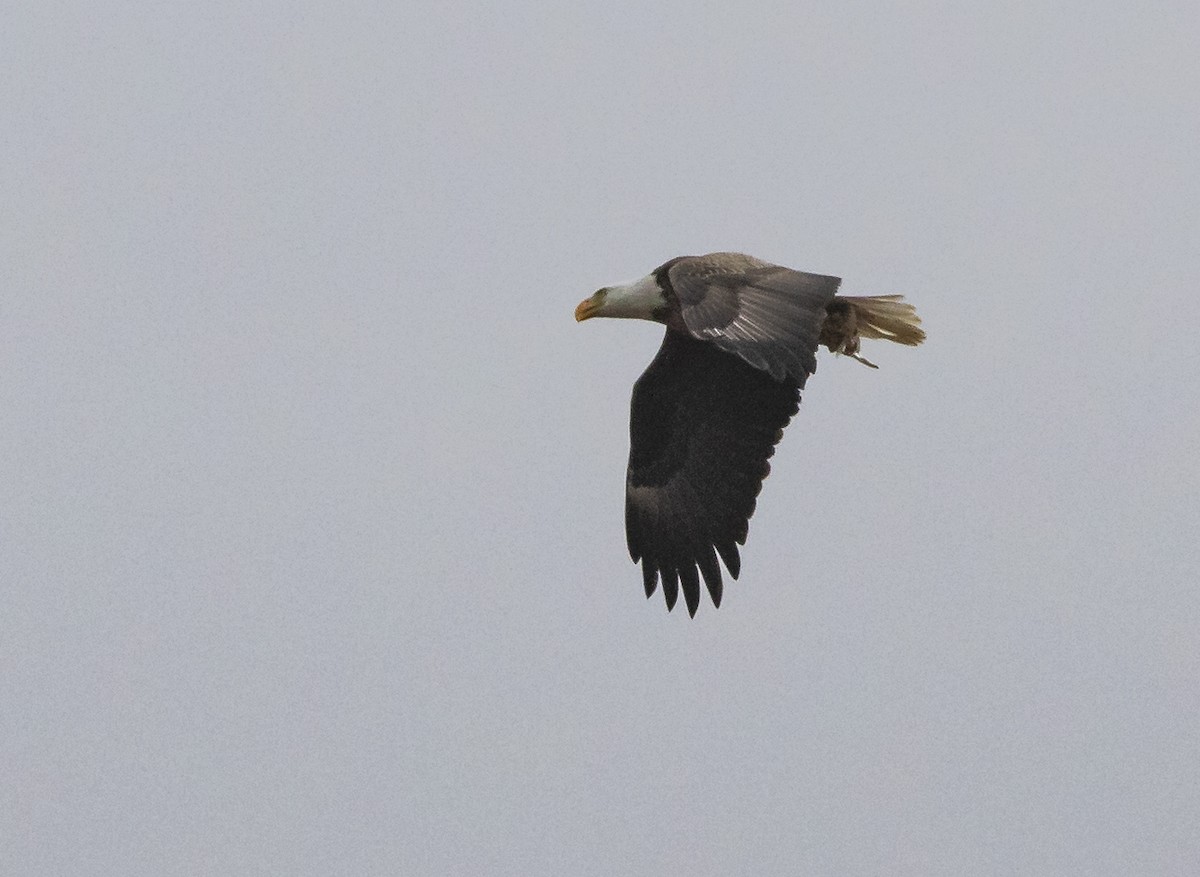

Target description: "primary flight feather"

left=575, top=252, right=924, bottom=616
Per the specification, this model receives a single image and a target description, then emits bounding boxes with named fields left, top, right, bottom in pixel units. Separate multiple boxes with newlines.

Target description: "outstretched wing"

left=625, top=330, right=801, bottom=616
left=665, top=255, right=840, bottom=385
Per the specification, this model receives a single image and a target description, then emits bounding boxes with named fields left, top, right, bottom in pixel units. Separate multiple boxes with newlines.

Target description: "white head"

left=575, top=274, right=667, bottom=322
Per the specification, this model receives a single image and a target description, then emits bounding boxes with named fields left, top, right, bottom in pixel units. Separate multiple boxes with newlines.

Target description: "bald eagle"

left=575, top=252, right=924, bottom=616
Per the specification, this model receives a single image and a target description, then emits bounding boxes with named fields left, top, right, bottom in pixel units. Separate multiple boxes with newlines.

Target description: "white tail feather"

left=841, top=294, right=925, bottom=346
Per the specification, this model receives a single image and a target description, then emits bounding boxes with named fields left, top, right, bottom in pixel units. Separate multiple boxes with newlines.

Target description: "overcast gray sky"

left=4, top=3, right=1199, bottom=875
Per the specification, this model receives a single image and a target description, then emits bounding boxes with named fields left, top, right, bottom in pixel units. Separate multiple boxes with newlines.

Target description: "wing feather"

left=665, top=254, right=840, bottom=385
left=625, top=330, right=800, bottom=616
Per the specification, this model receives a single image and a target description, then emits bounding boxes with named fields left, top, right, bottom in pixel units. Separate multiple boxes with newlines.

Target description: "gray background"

left=4, top=3, right=1199, bottom=875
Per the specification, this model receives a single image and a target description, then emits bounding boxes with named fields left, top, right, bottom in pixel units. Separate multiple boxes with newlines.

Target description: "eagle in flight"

left=575, top=252, right=924, bottom=616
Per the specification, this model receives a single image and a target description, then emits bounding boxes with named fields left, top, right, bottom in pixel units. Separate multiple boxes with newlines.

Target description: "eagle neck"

left=652, top=259, right=685, bottom=330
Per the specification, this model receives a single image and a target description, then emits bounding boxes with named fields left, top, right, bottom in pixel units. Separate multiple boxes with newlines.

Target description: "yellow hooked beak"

left=574, top=290, right=606, bottom=322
